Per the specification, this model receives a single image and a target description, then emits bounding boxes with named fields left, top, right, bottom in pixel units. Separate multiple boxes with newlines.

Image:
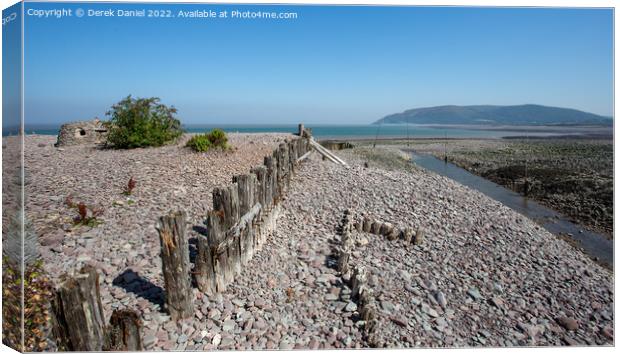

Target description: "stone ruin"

left=55, top=118, right=108, bottom=147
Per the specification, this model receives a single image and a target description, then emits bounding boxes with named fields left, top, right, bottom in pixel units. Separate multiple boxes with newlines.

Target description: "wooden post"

left=234, top=174, right=256, bottom=216
left=403, top=228, right=414, bottom=243
left=298, top=123, right=305, bottom=137
left=213, top=185, right=240, bottom=230
left=206, top=211, right=231, bottom=290
left=105, top=309, right=143, bottom=351
left=358, top=286, right=378, bottom=334
left=354, top=219, right=363, bottom=232
left=414, top=227, right=425, bottom=245
left=229, top=231, right=242, bottom=276
left=289, top=140, right=298, bottom=173
left=370, top=220, right=382, bottom=235
left=336, top=246, right=350, bottom=275
left=265, top=155, right=278, bottom=204
left=195, top=233, right=217, bottom=296
left=251, top=166, right=267, bottom=209
left=52, top=266, right=106, bottom=351
left=350, top=265, right=367, bottom=300
left=362, top=216, right=372, bottom=233
left=229, top=203, right=262, bottom=266
left=379, top=222, right=392, bottom=237
left=156, top=211, right=194, bottom=321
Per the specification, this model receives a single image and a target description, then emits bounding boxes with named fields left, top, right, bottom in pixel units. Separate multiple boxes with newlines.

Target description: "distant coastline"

left=4, top=123, right=613, bottom=140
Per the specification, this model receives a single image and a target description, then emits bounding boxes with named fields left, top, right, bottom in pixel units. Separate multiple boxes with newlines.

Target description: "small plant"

left=123, top=176, right=136, bottom=196
left=64, top=195, right=103, bottom=227
left=74, top=202, right=103, bottom=227
left=186, top=128, right=230, bottom=152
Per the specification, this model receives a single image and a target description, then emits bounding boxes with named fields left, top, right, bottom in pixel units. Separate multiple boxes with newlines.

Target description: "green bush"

left=207, top=128, right=228, bottom=147
left=105, top=95, right=183, bottom=149
left=186, top=129, right=230, bottom=152
left=186, top=134, right=213, bottom=152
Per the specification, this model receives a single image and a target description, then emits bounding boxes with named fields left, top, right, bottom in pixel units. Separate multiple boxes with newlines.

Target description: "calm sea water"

left=10, top=123, right=566, bottom=139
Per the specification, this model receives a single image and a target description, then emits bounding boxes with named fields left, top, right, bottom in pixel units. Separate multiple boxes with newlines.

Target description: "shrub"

left=104, top=95, right=183, bottom=149
left=186, top=134, right=213, bottom=152
left=207, top=128, right=228, bottom=148
left=186, top=128, right=230, bottom=152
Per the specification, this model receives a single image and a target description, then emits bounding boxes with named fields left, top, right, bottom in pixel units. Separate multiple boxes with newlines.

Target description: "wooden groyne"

left=50, top=130, right=312, bottom=348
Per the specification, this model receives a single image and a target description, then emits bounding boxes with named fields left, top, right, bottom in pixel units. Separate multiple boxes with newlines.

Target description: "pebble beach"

left=8, top=134, right=616, bottom=349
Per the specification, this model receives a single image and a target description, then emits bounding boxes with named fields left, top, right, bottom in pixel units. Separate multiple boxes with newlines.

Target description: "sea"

left=5, top=123, right=588, bottom=140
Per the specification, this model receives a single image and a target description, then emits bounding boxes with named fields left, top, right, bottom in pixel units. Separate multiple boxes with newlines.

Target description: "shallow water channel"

left=409, top=151, right=613, bottom=269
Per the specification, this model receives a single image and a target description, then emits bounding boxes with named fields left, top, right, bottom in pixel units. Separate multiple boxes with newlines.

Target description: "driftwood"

left=52, top=266, right=107, bottom=351
left=105, top=309, right=143, bottom=351
left=309, top=138, right=349, bottom=167
left=297, top=150, right=313, bottom=163
left=156, top=210, right=194, bottom=320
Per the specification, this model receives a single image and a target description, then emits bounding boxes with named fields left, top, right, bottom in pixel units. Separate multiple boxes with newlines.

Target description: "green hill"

left=375, top=104, right=612, bottom=126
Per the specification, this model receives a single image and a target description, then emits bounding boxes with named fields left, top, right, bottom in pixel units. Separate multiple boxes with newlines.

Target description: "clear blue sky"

left=22, top=3, right=613, bottom=125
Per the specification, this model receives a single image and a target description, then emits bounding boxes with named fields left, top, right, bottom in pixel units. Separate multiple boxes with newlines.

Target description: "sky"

left=19, top=2, right=614, bottom=125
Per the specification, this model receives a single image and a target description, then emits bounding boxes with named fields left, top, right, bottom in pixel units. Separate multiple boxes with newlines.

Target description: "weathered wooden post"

left=205, top=210, right=231, bottom=290
left=336, top=246, right=350, bottom=275
left=265, top=154, right=278, bottom=204
left=379, top=222, right=392, bottom=237
left=156, top=210, right=194, bottom=320
left=298, top=123, right=305, bottom=136
left=362, top=216, right=372, bottom=233
left=403, top=228, right=414, bottom=243
left=195, top=233, right=217, bottom=296
left=213, top=185, right=240, bottom=229
left=251, top=166, right=267, bottom=210
left=51, top=265, right=107, bottom=351
left=105, top=309, right=143, bottom=351
left=387, top=227, right=400, bottom=241
left=358, top=287, right=378, bottom=334
left=370, top=220, right=382, bottom=235
left=234, top=174, right=256, bottom=216
left=350, top=265, right=367, bottom=300
left=414, top=227, right=425, bottom=245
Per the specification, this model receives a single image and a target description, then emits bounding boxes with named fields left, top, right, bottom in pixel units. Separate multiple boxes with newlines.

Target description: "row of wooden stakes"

left=49, top=136, right=312, bottom=351
left=155, top=137, right=311, bottom=321
left=336, top=210, right=379, bottom=345
left=353, top=215, right=425, bottom=245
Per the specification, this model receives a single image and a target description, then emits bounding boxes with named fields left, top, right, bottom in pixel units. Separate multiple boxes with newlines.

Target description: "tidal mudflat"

left=406, top=138, right=613, bottom=239
left=6, top=135, right=614, bottom=349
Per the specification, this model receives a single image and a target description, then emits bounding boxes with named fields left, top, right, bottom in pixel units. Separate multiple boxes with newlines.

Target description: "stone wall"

left=55, top=119, right=108, bottom=147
